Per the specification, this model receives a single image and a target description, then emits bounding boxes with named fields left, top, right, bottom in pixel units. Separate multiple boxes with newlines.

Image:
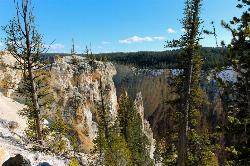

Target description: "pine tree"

left=187, top=50, right=219, bottom=166
left=118, top=91, right=153, bottom=165
left=153, top=138, right=177, bottom=166
left=94, top=79, right=132, bottom=166
left=48, top=108, right=71, bottom=154
left=221, top=1, right=250, bottom=165
left=166, top=0, right=218, bottom=165
left=17, top=70, right=54, bottom=144
left=166, top=0, right=203, bottom=165
left=3, top=0, right=52, bottom=144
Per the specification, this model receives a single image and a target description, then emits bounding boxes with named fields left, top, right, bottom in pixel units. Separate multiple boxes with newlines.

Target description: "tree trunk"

left=28, top=62, right=42, bottom=144
left=244, top=77, right=250, bottom=115
left=99, top=78, right=111, bottom=145
left=176, top=1, right=201, bottom=164
left=177, top=57, right=194, bottom=166
left=22, top=2, right=42, bottom=144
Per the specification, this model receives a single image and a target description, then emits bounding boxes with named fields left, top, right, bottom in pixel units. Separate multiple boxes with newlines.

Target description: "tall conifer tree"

left=94, top=79, right=132, bottom=166
left=166, top=0, right=204, bottom=165
left=221, top=1, right=250, bottom=165
left=118, top=91, right=153, bottom=165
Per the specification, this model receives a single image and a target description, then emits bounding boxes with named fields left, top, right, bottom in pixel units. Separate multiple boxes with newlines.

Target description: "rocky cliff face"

left=0, top=53, right=155, bottom=155
left=114, top=64, right=176, bottom=119
left=0, top=52, right=22, bottom=98
left=114, top=64, right=178, bottom=138
left=114, top=64, right=225, bottom=139
left=134, top=92, right=155, bottom=159
left=49, top=55, right=118, bottom=153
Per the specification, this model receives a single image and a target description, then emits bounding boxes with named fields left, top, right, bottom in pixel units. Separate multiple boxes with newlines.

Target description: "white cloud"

left=119, top=36, right=151, bottom=44
left=101, top=41, right=111, bottom=45
left=181, top=28, right=186, bottom=32
left=45, top=43, right=65, bottom=52
left=153, top=36, right=165, bottom=40
left=167, top=28, right=176, bottom=34
left=50, top=43, right=65, bottom=50
left=0, top=42, right=4, bottom=47
left=119, top=36, right=165, bottom=44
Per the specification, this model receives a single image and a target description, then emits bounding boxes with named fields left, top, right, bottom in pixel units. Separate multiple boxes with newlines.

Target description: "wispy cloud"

left=45, top=43, right=65, bottom=52
left=119, top=36, right=165, bottom=44
left=153, top=36, right=165, bottom=40
left=101, top=41, right=111, bottom=45
left=167, top=28, right=176, bottom=34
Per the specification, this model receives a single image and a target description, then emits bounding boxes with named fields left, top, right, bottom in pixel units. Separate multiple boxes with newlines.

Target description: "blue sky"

left=0, top=0, right=240, bottom=53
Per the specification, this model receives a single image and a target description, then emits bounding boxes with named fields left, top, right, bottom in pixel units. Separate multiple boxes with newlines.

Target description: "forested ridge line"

left=42, top=47, right=228, bottom=69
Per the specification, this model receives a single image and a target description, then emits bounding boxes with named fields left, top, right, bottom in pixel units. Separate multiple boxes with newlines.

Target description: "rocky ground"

left=0, top=93, right=68, bottom=166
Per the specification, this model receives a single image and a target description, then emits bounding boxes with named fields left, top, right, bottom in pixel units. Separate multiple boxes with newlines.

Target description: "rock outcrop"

left=49, top=55, right=118, bottom=153
left=2, top=154, right=31, bottom=166
left=0, top=52, right=22, bottom=98
left=134, top=92, right=155, bottom=159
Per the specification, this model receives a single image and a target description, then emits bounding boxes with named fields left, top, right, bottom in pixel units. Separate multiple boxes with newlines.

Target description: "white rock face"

left=0, top=53, right=118, bottom=154
left=49, top=55, right=118, bottom=153
left=134, top=92, right=156, bottom=159
left=50, top=56, right=155, bottom=155
left=0, top=52, right=22, bottom=97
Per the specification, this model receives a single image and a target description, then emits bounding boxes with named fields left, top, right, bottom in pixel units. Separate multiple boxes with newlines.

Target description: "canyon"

left=0, top=53, right=155, bottom=157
